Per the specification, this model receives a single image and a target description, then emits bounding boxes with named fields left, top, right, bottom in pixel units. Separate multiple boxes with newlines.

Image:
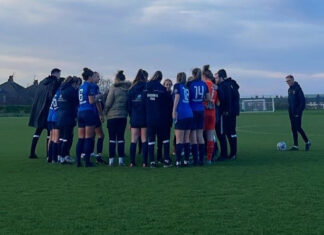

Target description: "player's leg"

left=295, top=114, right=311, bottom=151
left=140, top=128, right=148, bottom=167
left=29, top=127, right=43, bottom=158
left=95, top=126, right=106, bottom=163
left=159, top=126, right=171, bottom=167
left=175, top=129, right=184, bottom=166
left=216, top=115, right=228, bottom=160
left=107, top=119, right=117, bottom=166
left=116, top=118, right=127, bottom=166
left=147, top=126, right=157, bottom=167
left=289, top=114, right=299, bottom=150
left=84, top=125, right=95, bottom=167
left=228, top=115, right=237, bottom=160
left=130, top=128, right=140, bottom=167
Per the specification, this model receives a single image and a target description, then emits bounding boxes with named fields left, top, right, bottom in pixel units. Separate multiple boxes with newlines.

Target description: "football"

left=277, top=141, right=287, bottom=151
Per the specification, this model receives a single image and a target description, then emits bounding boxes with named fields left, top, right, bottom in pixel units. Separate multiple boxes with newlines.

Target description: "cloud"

left=0, top=0, right=323, bottom=96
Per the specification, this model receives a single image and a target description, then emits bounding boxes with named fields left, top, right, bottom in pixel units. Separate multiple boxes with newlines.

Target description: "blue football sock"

left=184, top=143, right=190, bottom=161
left=97, top=137, right=104, bottom=154
left=176, top=143, right=183, bottom=162
left=199, top=144, right=205, bottom=164
left=191, top=144, right=198, bottom=164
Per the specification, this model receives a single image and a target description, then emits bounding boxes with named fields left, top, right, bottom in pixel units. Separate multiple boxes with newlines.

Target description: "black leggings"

left=147, top=125, right=170, bottom=163
left=157, top=127, right=171, bottom=162
left=107, top=118, right=127, bottom=158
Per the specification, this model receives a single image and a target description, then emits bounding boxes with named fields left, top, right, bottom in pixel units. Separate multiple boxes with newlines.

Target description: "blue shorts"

left=78, top=110, right=96, bottom=128
left=175, top=118, right=193, bottom=130
left=191, top=111, right=205, bottom=130
left=47, top=121, right=58, bottom=130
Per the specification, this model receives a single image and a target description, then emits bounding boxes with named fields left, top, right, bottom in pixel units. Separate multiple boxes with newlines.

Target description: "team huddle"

left=28, top=66, right=240, bottom=168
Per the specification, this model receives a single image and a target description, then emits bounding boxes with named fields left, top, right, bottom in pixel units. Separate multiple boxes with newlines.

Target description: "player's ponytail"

left=82, top=68, right=94, bottom=81
left=150, top=71, right=163, bottom=82
left=192, top=68, right=202, bottom=81
left=176, top=72, right=186, bottom=84
left=202, top=64, right=214, bottom=81
left=131, top=69, right=148, bottom=88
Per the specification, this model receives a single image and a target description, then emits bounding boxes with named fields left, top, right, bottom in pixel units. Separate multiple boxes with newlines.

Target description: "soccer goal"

left=241, top=98, right=275, bottom=113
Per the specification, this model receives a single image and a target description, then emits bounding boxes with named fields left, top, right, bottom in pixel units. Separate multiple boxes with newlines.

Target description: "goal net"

left=241, top=98, right=275, bottom=112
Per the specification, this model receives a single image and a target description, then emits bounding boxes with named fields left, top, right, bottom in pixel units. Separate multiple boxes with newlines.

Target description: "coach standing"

left=286, top=75, right=311, bottom=151
left=28, top=68, right=63, bottom=159
left=215, top=69, right=240, bottom=160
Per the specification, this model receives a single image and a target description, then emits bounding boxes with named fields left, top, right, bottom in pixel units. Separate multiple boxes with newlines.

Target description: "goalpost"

left=241, top=98, right=275, bottom=113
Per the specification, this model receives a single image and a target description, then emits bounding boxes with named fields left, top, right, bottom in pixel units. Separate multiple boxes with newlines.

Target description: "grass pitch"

left=0, top=111, right=323, bottom=234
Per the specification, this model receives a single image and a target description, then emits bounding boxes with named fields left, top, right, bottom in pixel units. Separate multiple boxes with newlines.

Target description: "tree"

left=98, top=76, right=112, bottom=94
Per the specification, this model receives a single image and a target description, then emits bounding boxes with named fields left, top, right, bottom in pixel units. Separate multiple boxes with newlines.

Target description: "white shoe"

left=119, top=157, right=124, bottom=166
left=81, top=153, right=85, bottom=159
left=90, top=153, right=97, bottom=158
left=176, top=161, right=181, bottom=167
left=64, top=155, right=75, bottom=163
left=58, top=155, right=65, bottom=164
left=109, top=158, right=114, bottom=166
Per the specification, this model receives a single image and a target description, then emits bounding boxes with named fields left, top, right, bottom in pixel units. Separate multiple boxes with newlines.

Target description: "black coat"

left=288, top=82, right=305, bottom=116
left=127, top=81, right=147, bottom=127
left=218, top=77, right=240, bottom=117
left=144, top=80, right=173, bottom=127
left=28, top=76, right=62, bottom=128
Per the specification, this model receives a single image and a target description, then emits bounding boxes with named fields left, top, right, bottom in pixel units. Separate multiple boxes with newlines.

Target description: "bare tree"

left=98, top=76, right=112, bottom=94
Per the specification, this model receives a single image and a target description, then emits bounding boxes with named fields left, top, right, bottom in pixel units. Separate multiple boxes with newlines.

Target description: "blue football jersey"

left=173, top=83, right=193, bottom=120
left=78, top=81, right=96, bottom=112
left=188, top=80, right=208, bottom=111
left=47, top=89, right=60, bottom=122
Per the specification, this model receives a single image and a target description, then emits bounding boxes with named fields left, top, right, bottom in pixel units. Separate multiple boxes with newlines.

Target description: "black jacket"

left=127, top=81, right=147, bottom=127
left=57, top=83, right=79, bottom=127
left=218, top=77, right=240, bottom=116
left=288, top=82, right=305, bottom=116
left=144, top=80, right=173, bottom=127
left=28, top=76, right=62, bottom=128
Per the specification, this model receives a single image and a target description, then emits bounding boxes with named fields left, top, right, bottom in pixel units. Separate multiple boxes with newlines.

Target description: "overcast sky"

left=0, top=0, right=324, bottom=96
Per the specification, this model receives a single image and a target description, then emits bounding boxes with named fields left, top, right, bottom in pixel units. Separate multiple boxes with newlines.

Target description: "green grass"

left=0, top=111, right=323, bottom=234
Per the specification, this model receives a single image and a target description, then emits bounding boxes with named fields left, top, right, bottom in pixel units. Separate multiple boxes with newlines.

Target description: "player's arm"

left=97, top=102, right=104, bottom=122
left=172, top=93, right=180, bottom=120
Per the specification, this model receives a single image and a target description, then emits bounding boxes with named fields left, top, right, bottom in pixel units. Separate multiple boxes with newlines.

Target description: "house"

left=0, top=76, right=28, bottom=105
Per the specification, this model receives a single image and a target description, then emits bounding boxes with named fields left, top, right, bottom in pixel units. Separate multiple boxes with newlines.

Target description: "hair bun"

left=118, top=70, right=124, bottom=75
left=203, top=65, right=210, bottom=72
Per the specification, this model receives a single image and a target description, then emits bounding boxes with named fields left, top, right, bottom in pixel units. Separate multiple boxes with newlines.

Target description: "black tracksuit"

left=144, top=80, right=173, bottom=164
left=218, top=77, right=240, bottom=158
left=288, top=82, right=309, bottom=146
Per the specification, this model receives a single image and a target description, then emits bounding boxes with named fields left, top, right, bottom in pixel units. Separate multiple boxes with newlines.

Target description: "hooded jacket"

left=144, top=80, right=172, bottom=127
left=127, top=81, right=147, bottom=127
left=104, top=80, right=131, bottom=120
left=288, top=81, right=305, bottom=116
left=56, top=82, right=79, bottom=127
left=28, top=75, right=62, bottom=128
left=218, top=77, right=240, bottom=117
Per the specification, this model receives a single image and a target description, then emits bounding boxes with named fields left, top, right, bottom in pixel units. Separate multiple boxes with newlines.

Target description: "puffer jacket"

left=104, top=80, right=131, bottom=120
